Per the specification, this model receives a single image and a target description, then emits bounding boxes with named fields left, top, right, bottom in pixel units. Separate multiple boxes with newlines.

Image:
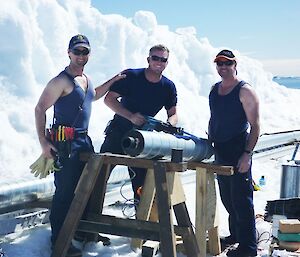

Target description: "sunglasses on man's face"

left=216, top=60, right=235, bottom=66
left=150, top=55, right=168, bottom=63
left=71, top=48, right=90, bottom=56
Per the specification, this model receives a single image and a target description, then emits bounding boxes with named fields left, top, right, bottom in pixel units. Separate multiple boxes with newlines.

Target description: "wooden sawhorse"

left=51, top=153, right=233, bottom=257
left=189, top=162, right=233, bottom=256
left=51, top=153, right=200, bottom=257
left=132, top=161, right=233, bottom=257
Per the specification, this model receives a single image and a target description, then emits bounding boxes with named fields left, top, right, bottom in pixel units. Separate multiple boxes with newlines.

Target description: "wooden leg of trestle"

left=208, top=226, right=221, bottom=255
left=51, top=155, right=105, bottom=257
left=81, top=163, right=113, bottom=241
left=195, top=168, right=221, bottom=256
left=173, top=202, right=200, bottom=257
left=153, top=161, right=177, bottom=257
left=195, top=167, right=207, bottom=257
left=131, top=169, right=156, bottom=249
left=207, top=171, right=221, bottom=255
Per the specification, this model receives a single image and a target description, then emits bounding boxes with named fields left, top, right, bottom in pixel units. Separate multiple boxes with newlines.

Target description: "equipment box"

left=279, top=219, right=300, bottom=233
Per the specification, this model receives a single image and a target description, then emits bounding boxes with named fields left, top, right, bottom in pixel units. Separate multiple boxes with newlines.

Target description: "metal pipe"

left=122, top=129, right=214, bottom=161
left=254, top=130, right=300, bottom=152
left=1, top=129, right=300, bottom=216
left=0, top=177, right=55, bottom=212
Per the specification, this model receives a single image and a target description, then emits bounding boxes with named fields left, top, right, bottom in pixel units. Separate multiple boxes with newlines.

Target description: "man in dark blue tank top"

left=100, top=44, right=178, bottom=204
left=34, top=34, right=125, bottom=256
left=208, top=50, right=260, bottom=257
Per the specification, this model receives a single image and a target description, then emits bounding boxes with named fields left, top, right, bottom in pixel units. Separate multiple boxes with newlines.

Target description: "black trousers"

left=100, top=128, right=147, bottom=203
left=214, top=132, right=257, bottom=253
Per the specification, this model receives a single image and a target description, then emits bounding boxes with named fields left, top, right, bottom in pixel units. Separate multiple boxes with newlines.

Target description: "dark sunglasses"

left=216, top=60, right=235, bottom=66
left=71, top=48, right=90, bottom=56
left=150, top=55, right=168, bottom=63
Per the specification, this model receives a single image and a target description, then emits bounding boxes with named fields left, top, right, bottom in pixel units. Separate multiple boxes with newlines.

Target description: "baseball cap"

left=68, top=34, right=90, bottom=50
left=214, top=49, right=236, bottom=62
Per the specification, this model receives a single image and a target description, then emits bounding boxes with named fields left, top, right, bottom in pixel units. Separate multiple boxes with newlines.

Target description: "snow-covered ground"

left=1, top=146, right=299, bottom=257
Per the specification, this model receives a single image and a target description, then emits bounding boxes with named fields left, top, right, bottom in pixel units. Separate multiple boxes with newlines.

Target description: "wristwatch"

left=244, top=150, right=253, bottom=156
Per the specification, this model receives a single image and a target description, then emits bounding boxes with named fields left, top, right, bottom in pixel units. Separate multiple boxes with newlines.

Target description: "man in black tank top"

left=208, top=50, right=260, bottom=257
left=34, top=34, right=125, bottom=256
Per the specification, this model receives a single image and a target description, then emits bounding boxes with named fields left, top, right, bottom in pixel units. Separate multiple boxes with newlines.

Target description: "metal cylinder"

left=280, top=163, right=300, bottom=198
left=122, top=130, right=214, bottom=161
left=0, top=177, right=55, bottom=214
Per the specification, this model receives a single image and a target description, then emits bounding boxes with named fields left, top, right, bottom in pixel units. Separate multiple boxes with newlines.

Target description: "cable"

left=255, top=216, right=273, bottom=245
left=118, top=167, right=140, bottom=218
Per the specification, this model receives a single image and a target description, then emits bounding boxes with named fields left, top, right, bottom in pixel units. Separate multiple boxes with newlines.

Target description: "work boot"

left=226, top=247, right=257, bottom=257
left=74, top=231, right=111, bottom=246
left=220, top=235, right=237, bottom=251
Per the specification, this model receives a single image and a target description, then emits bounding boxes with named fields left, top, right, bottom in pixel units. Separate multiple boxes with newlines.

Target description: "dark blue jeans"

left=214, top=132, right=257, bottom=253
left=100, top=127, right=147, bottom=202
left=50, top=135, right=94, bottom=244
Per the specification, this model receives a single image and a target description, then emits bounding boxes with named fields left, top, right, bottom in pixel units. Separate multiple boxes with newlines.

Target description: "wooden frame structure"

left=51, top=153, right=233, bottom=257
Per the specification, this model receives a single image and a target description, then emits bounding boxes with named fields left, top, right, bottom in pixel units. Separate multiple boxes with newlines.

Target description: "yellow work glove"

left=29, top=154, right=60, bottom=179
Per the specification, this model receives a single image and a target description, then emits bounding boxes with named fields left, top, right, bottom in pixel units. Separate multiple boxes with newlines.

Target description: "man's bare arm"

left=166, top=106, right=178, bottom=126
left=35, top=77, right=64, bottom=158
left=104, top=91, right=146, bottom=126
left=94, top=73, right=126, bottom=101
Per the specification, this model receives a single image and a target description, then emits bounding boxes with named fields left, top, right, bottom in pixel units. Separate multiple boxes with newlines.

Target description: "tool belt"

left=46, top=125, right=87, bottom=168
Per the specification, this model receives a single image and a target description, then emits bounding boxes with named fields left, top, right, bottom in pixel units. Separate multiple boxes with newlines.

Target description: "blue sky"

left=91, top=0, right=300, bottom=76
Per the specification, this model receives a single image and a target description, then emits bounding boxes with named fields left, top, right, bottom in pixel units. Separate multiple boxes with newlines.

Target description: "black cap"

left=68, top=34, right=90, bottom=50
left=214, top=49, right=236, bottom=62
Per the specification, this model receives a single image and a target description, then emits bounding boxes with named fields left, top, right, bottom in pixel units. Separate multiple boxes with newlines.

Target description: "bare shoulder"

left=47, top=73, right=70, bottom=88
left=240, top=83, right=257, bottom=95
left=240, top=83, right=259, bottom=103
left=44, top=73, right=74, bottom=98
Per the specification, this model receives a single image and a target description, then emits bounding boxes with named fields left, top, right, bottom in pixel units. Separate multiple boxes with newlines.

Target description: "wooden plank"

left=206, top=172, right=217, bottom=230
left=173, top=202, right=200, bottom=257
left=153, top=161, right=177, bottom=257
left=78, top=218, right=160, bottom=241
left=81, top=153, right=231, bottom=175
left=149, top=201, right=159, bottom=222
left=51, top=155, right=105, bottom=257
left=77, top=213, right=191, bottom=239
left=167, top=172, right=186, bottom=206
left=206, top=171, right=221, bottom=255
left=131, top=169, right=156, bottom=249
left=82, top=153, right=188, bottom=172
left=195, top=167, right=207, bottom=257
left=208, top=226, right=221, bottom=255
left=88, top=163, right=112, bottom=214
left=188, top=162, right=233, bottom=176
left=79, top=162, right=112, bottom=242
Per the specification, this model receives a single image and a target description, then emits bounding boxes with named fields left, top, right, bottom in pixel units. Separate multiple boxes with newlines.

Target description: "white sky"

left=0, top=1, right=299, bottom=256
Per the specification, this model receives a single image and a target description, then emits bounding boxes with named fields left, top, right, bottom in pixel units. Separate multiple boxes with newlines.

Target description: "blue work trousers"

left=214, top=132, right=257, bottom=253
left=50, top=135, right=94, bottom=245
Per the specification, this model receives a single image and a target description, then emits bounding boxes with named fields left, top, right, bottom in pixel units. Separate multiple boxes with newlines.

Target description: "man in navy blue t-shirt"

left=100, top=44, right=178, bottom=203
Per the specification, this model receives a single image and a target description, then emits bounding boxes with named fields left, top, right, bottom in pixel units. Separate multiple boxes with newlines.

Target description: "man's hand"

left=237, top=152, right=251, bottom=173
left=40, top=137, right=57, bottom=159
left=129, top=112, right=146, bottom=126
